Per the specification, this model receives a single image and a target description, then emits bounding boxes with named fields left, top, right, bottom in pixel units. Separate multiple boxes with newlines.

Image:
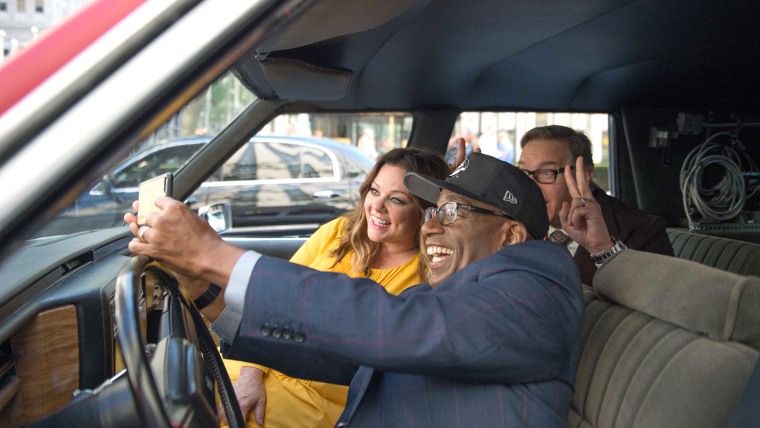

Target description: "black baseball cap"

left=403, top=152, right=549, bottom=239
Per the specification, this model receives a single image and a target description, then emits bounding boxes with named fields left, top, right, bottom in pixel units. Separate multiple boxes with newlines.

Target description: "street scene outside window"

left=452, top=111, right=610, bottom=191
left=35, top=71, right=408, bottom=238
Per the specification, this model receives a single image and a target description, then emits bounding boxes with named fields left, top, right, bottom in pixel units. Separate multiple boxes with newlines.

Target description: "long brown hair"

left=330, top=148, right=449, bottom=281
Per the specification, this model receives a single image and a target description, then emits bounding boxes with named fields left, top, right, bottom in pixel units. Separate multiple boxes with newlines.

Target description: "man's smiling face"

left=422, top=189, right=511, bottom=286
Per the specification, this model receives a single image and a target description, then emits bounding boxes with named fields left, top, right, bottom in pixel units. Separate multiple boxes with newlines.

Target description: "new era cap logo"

left=503, top=191, right=517, bottom=204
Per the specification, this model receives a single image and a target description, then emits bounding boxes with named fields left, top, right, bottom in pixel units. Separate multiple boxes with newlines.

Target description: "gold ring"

left=138, top=226, right=149, bottom=242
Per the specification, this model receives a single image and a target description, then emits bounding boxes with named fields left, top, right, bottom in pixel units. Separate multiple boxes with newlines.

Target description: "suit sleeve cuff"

left=210, top=251, right=261, bottom=343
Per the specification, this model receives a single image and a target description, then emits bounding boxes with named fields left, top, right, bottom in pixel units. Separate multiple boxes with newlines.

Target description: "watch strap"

left=590, top=236, right=627, bottom=266
left=193, top=284, right=221, bottom=310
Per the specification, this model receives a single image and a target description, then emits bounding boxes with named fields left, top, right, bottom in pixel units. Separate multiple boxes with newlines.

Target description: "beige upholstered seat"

left=667, top=228, right=760, bottom=277
left=570, top=250, right=760, bottom=428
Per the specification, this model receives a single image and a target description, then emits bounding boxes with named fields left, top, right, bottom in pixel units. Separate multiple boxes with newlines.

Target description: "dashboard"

left=0, top=231, right=306, bottom=425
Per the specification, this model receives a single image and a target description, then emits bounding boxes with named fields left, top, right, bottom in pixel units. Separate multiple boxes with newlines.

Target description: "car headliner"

left=233, top=0, right=760, bottom=113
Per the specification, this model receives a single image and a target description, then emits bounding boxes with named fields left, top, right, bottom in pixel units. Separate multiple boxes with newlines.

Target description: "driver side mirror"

left=198, top=202, right=232, bottom=234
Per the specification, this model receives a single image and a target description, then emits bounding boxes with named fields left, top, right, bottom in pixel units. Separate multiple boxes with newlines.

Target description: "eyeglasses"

left=424, top=202, right=514, bottom=226
left=521, top=166, right=574, bottom=184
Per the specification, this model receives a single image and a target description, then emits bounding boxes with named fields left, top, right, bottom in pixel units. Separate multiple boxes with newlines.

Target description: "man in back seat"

left=518, top=125, right=674, bottom=285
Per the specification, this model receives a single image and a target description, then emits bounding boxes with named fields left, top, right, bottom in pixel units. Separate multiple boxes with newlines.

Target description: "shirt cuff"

left=210, top=250, right=261, bottom=343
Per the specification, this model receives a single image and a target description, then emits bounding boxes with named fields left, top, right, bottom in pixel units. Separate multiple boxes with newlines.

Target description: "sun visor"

left=257, top=0, right=430, bottom=52
left=259, top=58, right=353, bottom=101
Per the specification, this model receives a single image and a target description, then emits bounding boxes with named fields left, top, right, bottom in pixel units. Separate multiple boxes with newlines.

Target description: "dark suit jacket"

left=225, top=240, right=583, bottom=427
left=575, top=186, right=674, bottom=285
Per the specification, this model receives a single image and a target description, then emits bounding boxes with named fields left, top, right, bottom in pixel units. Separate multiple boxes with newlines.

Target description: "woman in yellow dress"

left=222, top=147, right=450, bottom=427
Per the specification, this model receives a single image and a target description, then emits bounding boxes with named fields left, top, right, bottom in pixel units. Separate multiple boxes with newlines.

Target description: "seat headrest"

left=595, top=250, right=760, bottom=348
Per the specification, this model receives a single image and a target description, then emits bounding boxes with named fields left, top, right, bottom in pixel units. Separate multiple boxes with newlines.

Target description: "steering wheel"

left=115, top=255, right=244, bottom=427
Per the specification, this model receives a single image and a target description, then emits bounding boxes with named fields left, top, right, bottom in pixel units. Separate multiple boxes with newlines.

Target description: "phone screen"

left=137, top=173, right=173, bottom=225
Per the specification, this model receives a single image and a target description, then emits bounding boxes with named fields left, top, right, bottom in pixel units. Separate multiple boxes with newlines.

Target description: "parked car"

left=42, top=135, right=373, bottom=237
left=1, top=0, right=760, bottom=427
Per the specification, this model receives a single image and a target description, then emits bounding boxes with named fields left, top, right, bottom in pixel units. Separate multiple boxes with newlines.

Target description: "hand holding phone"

left=137, top=173, right=173, bottom=225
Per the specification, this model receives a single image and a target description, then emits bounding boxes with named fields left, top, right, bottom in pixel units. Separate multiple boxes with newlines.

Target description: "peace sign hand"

left=558, top=156, right=614, bottom=255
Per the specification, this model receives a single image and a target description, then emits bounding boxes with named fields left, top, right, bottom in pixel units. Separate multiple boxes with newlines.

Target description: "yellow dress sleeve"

left=289, top=217, right=346, bottom=267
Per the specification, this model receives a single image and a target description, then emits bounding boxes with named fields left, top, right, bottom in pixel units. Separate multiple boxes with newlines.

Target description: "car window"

left=259, top=112, right=413, bottom=160
left=220, top=143, right=257, bottom=180
left=32, top=71, right=255, bottom=238
left=36, top=101, right=398, bottom=239
left=342, top=154, right=372, bottom=179
left=256, top=142, right=304, bottom=180
left=112, top=145, right=201, bottom=189
left=454, top=111, right=610, bottom=192
left=210, top=141, right=337, bottom=182
left=299, top=145, right=333, bottom=178
left=42, top=104, right=400, bottom=238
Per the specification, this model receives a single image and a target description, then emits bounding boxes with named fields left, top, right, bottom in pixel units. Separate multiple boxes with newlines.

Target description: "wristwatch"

left=590, top=236, right=627, bottom=267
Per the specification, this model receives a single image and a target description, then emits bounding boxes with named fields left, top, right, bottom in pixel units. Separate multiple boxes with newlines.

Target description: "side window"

left=300, top=146, right=334, bottom=178
left=221, top=143, right=257, bottom=180
left=452, top=112, right=610, bottom=192
left=258, top=112, right=412, bottom=158
left=257, top=142, right=302, bottom=179
left=342, top=155, right=372, bottom=178
left=211, top=141, right=335, bottom=181
left=112, top=145, right=199, bottom=188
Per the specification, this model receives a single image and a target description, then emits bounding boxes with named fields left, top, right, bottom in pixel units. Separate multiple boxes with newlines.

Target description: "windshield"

left=28, top=68, right=401, bottom=241
left=33, top=71, right=257, bottom=239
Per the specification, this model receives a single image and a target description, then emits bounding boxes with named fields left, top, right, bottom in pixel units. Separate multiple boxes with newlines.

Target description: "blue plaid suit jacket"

left=225, top=239, right=583, bottom=427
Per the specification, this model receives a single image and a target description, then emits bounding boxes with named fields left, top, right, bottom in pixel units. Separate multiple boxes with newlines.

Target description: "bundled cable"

left=680, top=131, right=748, bottom=231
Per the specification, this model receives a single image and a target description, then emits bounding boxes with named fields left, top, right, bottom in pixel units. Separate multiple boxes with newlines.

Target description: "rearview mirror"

left=198, top=202, right=231, bottom=234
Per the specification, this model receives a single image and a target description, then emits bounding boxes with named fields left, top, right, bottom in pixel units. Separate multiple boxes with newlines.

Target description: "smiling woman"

left=220, top=148, right=449, bottom=427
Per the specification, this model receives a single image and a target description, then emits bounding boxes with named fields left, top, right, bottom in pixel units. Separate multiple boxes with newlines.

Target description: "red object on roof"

left=0, top=0, right=145, bottom=116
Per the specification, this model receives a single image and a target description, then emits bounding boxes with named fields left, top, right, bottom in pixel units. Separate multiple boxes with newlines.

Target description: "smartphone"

left=137, top=173, right=173, bottom=225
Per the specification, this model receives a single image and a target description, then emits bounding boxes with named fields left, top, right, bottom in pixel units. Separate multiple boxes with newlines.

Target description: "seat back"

left=667, top=228, right=760, bottom=277
left=570, top=250, right=760, bottom=428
